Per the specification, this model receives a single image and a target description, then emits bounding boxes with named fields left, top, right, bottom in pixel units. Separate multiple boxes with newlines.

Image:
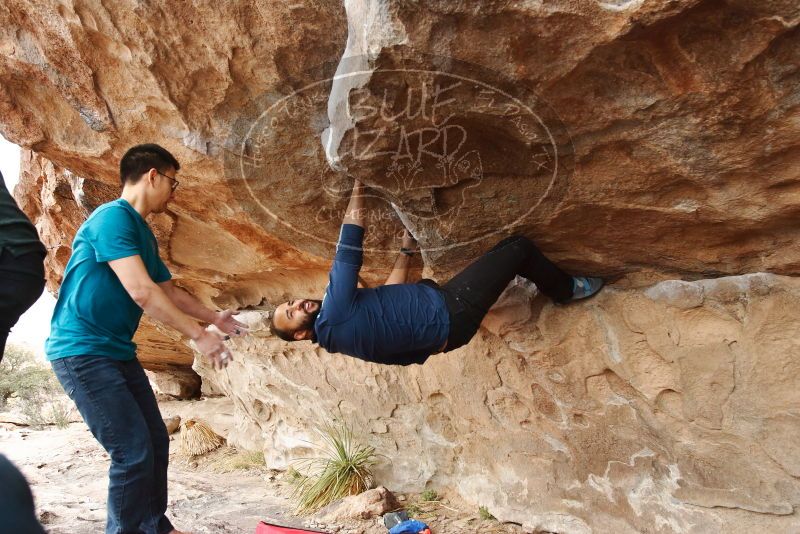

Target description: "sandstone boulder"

left=317, top=486, right=401, bottom=522
left=1, top=0, right=799, bottom=532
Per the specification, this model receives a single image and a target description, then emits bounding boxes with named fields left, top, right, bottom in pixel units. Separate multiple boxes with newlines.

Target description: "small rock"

left=39, top=510, right=58, bottom=524
left=163, top=415, right=181, bottom=435
left=317, top=486, right=401, bottom=522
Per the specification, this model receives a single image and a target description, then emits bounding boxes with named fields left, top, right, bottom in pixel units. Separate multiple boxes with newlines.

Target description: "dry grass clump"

left=179, top=418, right=224, bottom=456
left=420, top=489, right=438, bottom=502
left=210, top=447, right=266, bottom=472
left=287, top=420, right=380, bottom=515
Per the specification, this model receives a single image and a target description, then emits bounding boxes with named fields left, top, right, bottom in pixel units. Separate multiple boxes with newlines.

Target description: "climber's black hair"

left=269, top=314, right=296, bottom=342
left=119, top=144, right=180, bottom=185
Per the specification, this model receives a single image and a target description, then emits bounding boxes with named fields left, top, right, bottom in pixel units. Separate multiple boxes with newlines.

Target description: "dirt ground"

left=0, top=400, right=528, bottom=534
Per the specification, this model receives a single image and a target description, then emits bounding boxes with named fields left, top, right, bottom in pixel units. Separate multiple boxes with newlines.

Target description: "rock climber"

left=45, top=144, right=249, bottom=534
left=270, top=179, right=603, bottom=365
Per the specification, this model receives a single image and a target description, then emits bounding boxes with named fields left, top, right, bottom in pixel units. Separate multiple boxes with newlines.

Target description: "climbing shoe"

left=570, top=276, right=604, bottom=301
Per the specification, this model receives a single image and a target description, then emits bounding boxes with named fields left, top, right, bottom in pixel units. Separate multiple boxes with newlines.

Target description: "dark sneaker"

left=570, top=276, right=604, bottom=301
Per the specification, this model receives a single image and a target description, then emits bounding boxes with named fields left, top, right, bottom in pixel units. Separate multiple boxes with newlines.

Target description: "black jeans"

left=0, top=249, right=45, bottom=361
left=425, top=235, right=574, bottom=351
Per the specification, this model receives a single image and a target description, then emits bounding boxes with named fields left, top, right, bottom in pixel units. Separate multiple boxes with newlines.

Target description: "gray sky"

left=2, top=134, right=56, bottom=358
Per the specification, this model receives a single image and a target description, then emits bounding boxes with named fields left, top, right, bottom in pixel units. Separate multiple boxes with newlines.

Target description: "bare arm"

left=108, top=255, right=230, bottom=368
left=159, top=280, right=215, bottom=323
left=159, top=280, right=248, bottom=336
left=384, top=230, right=417, bottom=285
left=343, top=179, right=366, bottom=228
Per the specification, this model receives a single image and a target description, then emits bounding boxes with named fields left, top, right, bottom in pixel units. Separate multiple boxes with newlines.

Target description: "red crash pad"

left=255, top=521, right=330, bottom=534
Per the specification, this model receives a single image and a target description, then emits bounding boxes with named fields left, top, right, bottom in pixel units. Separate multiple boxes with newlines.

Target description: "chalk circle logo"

left=223, top=54, right=573, bottom=256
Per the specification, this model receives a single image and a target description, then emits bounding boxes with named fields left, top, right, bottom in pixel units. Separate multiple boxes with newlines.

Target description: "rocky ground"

left=0, top=399, right=527, bottom=534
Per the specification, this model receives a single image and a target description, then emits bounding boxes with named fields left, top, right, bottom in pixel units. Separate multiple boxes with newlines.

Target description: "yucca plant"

left=287, top=420, right=380, bottom=515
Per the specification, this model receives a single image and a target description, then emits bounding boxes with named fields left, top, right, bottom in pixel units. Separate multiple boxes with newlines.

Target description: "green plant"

left=19, top=389, right=48, bottom=427
left=46, top=400, right=73, bottom=429
left=479, top=505, right=496, bottom=521
left=420, top=489, right=438, bottom=502
left=288, top=419, right=380, bottom=515
left=0, top=345, right=58, bottom=408
left=405, top=503, right=422, bottom=517
left=284, top=466, right=303, bottom=481
left=19, top=390, right=73, bottom=429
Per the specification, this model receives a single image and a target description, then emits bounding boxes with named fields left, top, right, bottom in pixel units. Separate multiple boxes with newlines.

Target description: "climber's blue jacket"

left=314, top=224, right=450, bottom=365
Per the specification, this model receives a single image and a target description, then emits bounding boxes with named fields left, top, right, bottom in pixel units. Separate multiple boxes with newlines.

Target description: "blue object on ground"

left=388, top=519, right=429, bottom=534
left=383, top=511, right=410, bottom=529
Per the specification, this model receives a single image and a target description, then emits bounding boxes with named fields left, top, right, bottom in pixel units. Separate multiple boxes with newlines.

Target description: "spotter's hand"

left=213, top=310, right=249, bottom=337
left=193, top=329, right=232, bottom=370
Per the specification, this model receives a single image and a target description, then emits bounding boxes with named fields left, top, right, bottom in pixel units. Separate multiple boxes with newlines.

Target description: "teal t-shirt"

left=45, top=199, right=171, bottom=361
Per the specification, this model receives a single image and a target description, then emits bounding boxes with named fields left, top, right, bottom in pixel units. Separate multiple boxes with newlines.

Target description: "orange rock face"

left=2, top=0, right=799, bottom=531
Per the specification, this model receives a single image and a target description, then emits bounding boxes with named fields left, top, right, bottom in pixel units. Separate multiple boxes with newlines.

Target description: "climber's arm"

left=319, top=179, right=370, bottom=314
left=342, top=179, right=366, bottom=228
left=384, top=230, right=417, bottom=285
left=323, top=224, right=364, bottom=315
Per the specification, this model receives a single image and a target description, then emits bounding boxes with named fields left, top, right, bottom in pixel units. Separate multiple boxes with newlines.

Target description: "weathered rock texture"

left=317, top=486, right=400, bottom=522
left=201, top=279, right=800, bottom=533
left=2, top=0, right=799, bottom=532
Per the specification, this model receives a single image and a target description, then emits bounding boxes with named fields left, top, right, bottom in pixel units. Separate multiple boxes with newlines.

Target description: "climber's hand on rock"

left=213, top=310, right=249, bottom=337
left=401, top=229, right=417, bottom=252
left=194, top=329, right=231, bottom=370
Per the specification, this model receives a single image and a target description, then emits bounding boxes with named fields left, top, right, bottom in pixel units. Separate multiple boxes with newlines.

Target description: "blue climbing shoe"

left=570, top=276, right=604, bottom=301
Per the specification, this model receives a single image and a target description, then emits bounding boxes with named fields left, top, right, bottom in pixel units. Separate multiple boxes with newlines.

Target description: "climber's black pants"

left=423, top=235, right=574, bottom=352
left=0, top=249, right=45, bottom=362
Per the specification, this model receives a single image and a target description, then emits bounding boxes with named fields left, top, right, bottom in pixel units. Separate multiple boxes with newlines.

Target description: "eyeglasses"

left=156, top=171, right=179, bottom=191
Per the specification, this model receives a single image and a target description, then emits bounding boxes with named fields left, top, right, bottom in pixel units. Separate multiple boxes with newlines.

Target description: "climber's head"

left=119, top=143, right=180, bottom=213
left=270, top=299, right=322, bottom=342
